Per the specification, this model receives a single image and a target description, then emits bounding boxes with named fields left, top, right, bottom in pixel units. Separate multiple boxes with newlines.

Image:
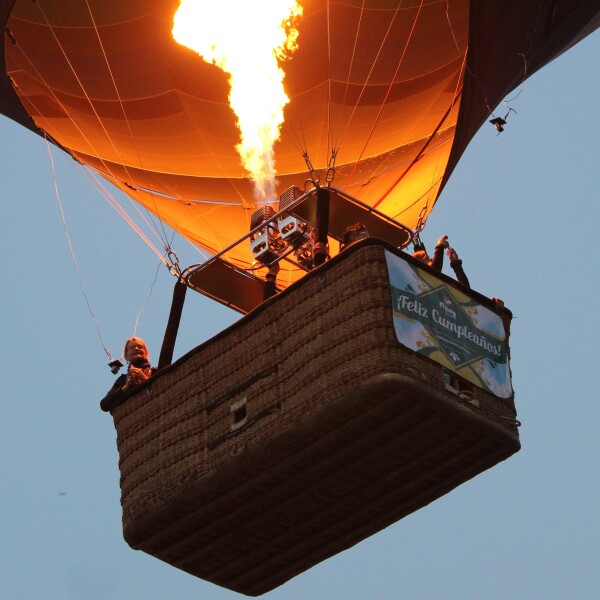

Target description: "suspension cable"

left=10, top=14, right=178, bottom=261
left=132, top=257, right=163, bottom=339
left=303, top=152, right=321, bottom=189
left=12, top=38, right=126, bottom=193
left=75, top=164, right=174, bottom=267
left=13, top=4, right=223, bottom=288
left=281, top=0, right=383, bottom=190
left=29, top=2, right=182, bottom=260
left=10, top=46, right=166, bottom=255
left=380, top=41, right=467, bottom=217
left=34, top=3, right=140, bottom=195
left=82, top=0, right=172, bottom=250
left=45, top=136, right=115, bottom=363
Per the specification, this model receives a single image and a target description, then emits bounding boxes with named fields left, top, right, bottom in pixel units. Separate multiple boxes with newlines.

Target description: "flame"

left=173, top=1, right=303, bottom=201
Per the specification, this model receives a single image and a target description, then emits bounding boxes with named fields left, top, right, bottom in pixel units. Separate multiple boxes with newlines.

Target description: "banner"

left=385, top=250, right=512, bottom=398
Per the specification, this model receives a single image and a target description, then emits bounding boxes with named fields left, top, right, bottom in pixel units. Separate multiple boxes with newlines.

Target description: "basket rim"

left=104, top=239, right=512, bottom=412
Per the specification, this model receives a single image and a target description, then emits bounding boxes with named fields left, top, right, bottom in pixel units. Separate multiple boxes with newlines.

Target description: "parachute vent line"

left=172, top=1, right=303, bottom=202
left=386, top=40, right=465, bottom=225
left=266, top=0, right=381, bottom=200
left=44, top=136, right=114, bottom=365
left=280, top=0, right=373, bottom=170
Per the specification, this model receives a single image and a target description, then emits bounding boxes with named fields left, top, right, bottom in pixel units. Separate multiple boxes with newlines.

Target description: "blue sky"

left=1, top=29, right=599, bottom=600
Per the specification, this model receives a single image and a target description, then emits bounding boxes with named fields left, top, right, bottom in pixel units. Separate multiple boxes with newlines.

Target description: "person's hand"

left=447, top=248, right=458, bottom=262
left=126, top=366, right=149, bottom=388
left=436, top=235, right=449, bottom=248
left=491, top=297, right=505, bottom=309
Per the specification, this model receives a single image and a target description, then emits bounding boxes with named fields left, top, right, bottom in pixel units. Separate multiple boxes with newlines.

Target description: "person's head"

left=340, top=223, right=369, bottom=250
left=412, top=249, right=430, bottom=264
left=124, top=337, right=149, bottom=366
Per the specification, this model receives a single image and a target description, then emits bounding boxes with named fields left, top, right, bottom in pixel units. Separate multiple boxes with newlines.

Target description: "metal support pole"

left=158, top=278, right=187, bottom=369
left=313, top=187, right=330, bottom=267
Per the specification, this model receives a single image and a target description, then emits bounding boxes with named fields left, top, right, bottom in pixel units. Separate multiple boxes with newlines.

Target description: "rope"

left=132, top=258, right=163, bottom=338
left=11, top=8, right=182, bottom=266
left=12, top=36, right=125, bottom=191
left=74, top=164, right=174, bottom=267
left=44, top=136, right=115, bottom=363
left=29, top=2, right=184, bottom=264
left=34, top=3, right=140, bottom=195
left=82, top=0, right=172, bottom=251
left=502, top=53, right=528, bottom=104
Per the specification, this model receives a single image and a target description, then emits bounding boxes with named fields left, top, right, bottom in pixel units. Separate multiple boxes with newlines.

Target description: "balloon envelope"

left=1, top=0, right=599, bottom=270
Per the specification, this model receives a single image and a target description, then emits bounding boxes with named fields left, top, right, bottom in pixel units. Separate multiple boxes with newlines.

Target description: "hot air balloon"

left=1, top=0, right=598, bottom=595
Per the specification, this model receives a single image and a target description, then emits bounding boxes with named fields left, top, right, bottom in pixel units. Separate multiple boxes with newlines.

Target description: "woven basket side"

left=112, top=241, right=518, bottom=539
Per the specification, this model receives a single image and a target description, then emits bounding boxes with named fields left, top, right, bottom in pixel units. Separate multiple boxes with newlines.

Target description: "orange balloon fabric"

left=2, top=0, right=600, bottom=271
left=4, top=0, right=468, bottom=267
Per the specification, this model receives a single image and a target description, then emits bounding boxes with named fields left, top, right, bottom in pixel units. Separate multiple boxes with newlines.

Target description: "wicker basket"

left=108, top=240, right=520, bottom=596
